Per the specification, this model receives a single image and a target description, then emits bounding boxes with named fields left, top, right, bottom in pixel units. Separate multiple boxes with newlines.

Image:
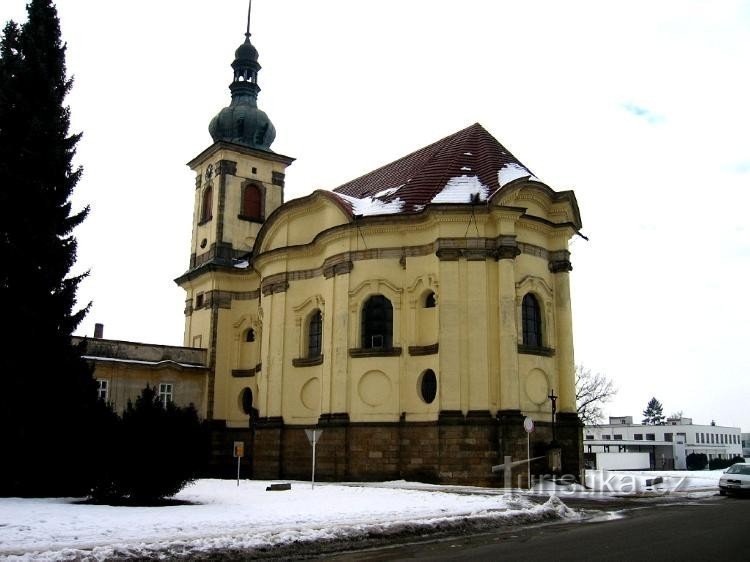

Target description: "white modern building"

left=584, top=416, right=743, bottom=470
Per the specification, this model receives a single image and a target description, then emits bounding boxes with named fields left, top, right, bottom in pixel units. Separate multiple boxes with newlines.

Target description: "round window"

left=240, top=388, right=254, bottom=414
left=419, top=369, right=437, bottom=404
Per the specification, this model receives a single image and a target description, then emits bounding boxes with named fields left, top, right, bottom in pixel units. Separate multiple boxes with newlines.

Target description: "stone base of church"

left=210, top=411, right=582, bottom=488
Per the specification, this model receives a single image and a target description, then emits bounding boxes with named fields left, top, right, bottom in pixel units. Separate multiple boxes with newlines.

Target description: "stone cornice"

left=548, top=249, right=573, bottom=273
left=292, top=355, right=324, bottom=367
left=349, top=347, right=403, bottom=358
left=190, top=289, right=261, bottom=312
left=408, top=343, right=439, bottom=356
left=187, top=141, right=295, bottom=169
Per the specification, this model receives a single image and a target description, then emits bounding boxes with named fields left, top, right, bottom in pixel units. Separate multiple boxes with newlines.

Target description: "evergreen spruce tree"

left=642, top=397, right=665, bottom=425
left=0, top=0, right=98, bottom=496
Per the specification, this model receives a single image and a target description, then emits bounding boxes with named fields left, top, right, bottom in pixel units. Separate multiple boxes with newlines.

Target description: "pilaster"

left=437, top=253, right=461, bottom=411
left=496, top=238, right=520, bottom=411
left=549, top=250, right=575, bottom=412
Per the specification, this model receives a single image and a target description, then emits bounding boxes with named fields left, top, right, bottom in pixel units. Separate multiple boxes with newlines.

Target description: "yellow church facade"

left=172, top=29, right=583, bottom=485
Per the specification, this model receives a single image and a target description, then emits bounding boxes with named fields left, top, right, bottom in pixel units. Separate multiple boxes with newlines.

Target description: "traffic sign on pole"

left=304, top=429, right=323, bottom=489
left=523, top=417, right=534, bottom=490
left=233, top=441, right=245, bottom=487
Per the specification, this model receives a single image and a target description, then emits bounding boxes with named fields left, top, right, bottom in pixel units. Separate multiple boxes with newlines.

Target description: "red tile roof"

left=331, top=123, right=535, bottom=215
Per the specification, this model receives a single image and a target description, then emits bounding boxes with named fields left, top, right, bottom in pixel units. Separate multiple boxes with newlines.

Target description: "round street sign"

left=523, top=416, right=534, bottom=434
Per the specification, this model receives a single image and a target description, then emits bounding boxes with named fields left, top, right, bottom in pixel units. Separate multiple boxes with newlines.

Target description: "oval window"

left=240, top=388, right=254, bottom=414
left=419, top=370, right=437, bottom=404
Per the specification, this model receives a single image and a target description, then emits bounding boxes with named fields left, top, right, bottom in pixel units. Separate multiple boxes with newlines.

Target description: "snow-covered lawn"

left=0, top=479, right=575, bottom=561
left=0, top=469, right=726, bottom=560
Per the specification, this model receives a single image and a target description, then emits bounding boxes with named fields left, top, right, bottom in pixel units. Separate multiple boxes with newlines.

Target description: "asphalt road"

left=322, top=495, right=750, bottom=562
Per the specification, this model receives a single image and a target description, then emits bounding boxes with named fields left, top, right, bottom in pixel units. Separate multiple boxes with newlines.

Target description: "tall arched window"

left=200, top=185, right=213, bottom=222
left=362, top=295, right=393, bottom=349
left=522, top=293, right=542, bottom=347
left=242, top=184, right=262, bottom=219
left=307, top=309, right=322, bottom=358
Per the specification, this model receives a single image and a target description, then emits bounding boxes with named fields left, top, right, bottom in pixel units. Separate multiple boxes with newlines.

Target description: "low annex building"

left=169, top=25, right=585, bottom=486
left=74, top=326, right=208, bottom=415
left=584, top=416, right=743, bottom=470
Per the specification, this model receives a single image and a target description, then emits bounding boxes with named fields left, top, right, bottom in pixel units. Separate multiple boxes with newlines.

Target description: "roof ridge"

left=332, top=123, right=485, bottom=195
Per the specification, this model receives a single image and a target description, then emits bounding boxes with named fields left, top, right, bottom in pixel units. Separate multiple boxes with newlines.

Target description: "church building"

left=171, top=22, right=585, bottom=487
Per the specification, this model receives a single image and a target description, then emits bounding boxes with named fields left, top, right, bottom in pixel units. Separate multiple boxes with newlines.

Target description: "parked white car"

left=719, top=463, right=750, bottom=495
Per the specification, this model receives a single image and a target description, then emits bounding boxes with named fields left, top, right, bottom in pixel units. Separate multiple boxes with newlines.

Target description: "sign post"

left=304, top=428, right=323, bottom=489
left=523, top=417, right=534, bottom=490
left=233, top=441, right=245, bottom=487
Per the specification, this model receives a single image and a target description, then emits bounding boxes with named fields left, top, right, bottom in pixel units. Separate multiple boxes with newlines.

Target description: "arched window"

left=307, top=309, right=322, bottom=358
left=242, top=184, right=262, bottom=219
left=200, top=185, right=213, bottom=222
left=522, top=293, right=542, bottom=347
left=245, top=328, right=255, bottom=343
left=361, top=295, right=393, bottom=349
left=424, top=291, right=436, bottom=308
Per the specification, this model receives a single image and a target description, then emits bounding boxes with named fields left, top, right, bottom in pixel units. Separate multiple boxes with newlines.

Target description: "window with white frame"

left=97, top=379, right=109, bottom=402
left=159, top=383, right=174, bottom=406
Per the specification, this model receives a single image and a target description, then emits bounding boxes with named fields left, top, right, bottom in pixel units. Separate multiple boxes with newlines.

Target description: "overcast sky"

left=3, top=1, right=749, bottom=431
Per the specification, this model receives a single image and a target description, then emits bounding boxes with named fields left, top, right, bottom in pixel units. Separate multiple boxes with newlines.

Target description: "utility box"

left=547, top=447, right=562, bottom=473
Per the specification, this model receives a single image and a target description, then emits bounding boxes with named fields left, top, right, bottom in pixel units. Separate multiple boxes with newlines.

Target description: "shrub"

left=686, top=453, right=708, bottom=470
left=90, top=385, right=204, bottom=504
left=709, top=456, right=745, bottom=471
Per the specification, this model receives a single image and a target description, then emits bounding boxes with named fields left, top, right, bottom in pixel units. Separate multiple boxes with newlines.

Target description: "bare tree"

left=575, top=365, right=617, bottom=425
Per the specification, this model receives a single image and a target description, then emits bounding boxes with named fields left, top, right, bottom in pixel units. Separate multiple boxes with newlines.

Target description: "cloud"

left=622, top=102, right=665, bottom=124
left=728, top=161, right=750, bottom=174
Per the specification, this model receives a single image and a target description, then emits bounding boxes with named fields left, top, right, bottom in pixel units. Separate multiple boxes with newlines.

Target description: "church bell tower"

left=176, top=6, right=293, bottom=421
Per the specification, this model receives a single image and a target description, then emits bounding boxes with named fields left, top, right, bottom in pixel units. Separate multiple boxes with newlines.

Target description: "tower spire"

left=207, top=0, right=276, bottom=151
left=246, top=0, right=252, bottom=37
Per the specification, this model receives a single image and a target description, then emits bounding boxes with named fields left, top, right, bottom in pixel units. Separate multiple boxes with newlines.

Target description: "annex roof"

left=331, top=123, right=538, bottom=216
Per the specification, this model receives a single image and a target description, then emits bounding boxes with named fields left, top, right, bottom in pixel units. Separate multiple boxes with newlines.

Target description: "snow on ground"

left=0, top=469, right=726, bottom=560
left=0, top=479, right=577, bottom=561
left=584, top=469, right=724, bottom=496
left=525, top=469, right=723, bottom=499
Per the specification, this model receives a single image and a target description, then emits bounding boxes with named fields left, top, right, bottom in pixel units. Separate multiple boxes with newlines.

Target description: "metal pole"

left=527, top=432, right=531, bottom=490
left=311, top=430, right=316, bottom=490
left=236, top=456, right=241, bottom=487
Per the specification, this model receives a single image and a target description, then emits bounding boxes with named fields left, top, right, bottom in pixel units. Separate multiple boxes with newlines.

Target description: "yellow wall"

left=89, top=361, right=207, bottom=416
left=179, top=145, right=579, bottom=430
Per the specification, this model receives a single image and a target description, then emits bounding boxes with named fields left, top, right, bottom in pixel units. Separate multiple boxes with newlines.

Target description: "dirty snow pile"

left=0, top=479, right=577, bottom=561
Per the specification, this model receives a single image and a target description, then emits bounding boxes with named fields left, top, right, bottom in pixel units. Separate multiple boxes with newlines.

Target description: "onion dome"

left=208, top=33, right=276, bottom=151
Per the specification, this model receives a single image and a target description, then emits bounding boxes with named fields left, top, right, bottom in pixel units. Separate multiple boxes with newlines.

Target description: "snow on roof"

left=372, top=185, right=403, bottom=198
left=82, top=355, right=206, bottom=370
left=431, top=175, right=489, bottom=204
left=498, top=162, right=532, bottom=187
left=334, top=193, right=405, bottom=216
